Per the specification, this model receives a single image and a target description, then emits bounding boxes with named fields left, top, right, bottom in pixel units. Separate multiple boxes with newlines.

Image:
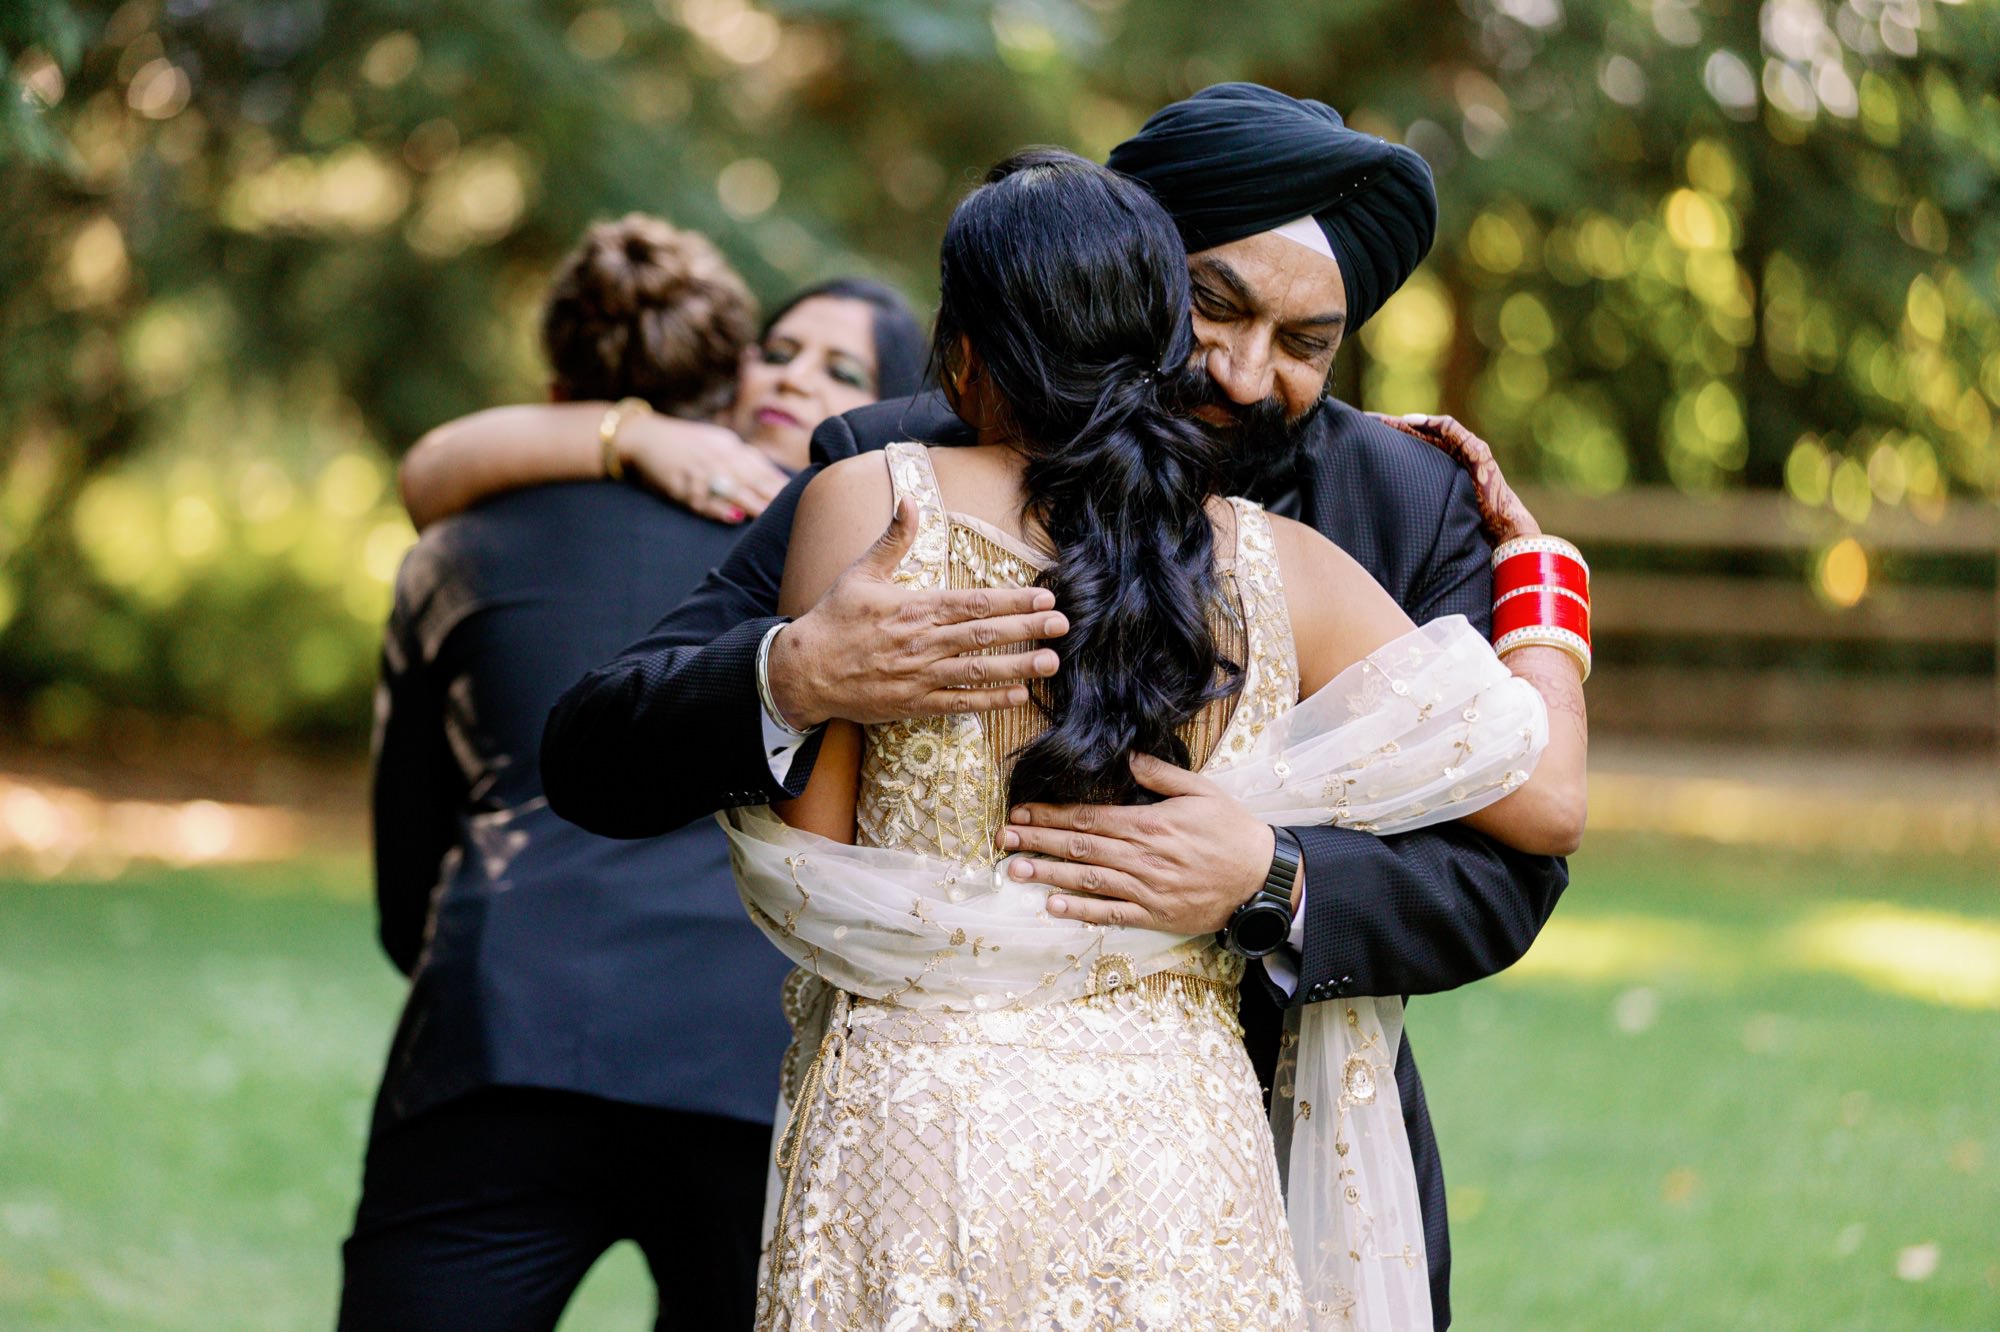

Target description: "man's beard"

left=1192, top=378, right=1324, bottom=501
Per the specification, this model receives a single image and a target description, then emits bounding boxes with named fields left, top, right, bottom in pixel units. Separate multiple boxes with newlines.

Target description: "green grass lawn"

left=0, top=835, right=1993, bottom=1330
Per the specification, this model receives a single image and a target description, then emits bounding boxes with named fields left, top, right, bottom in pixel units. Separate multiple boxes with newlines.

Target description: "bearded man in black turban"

left=1107, top=81, right=1444, bottom=495
left=1112, top=82, right=1438, bottom=332
left=538, top=83, right=1570, bottom=1332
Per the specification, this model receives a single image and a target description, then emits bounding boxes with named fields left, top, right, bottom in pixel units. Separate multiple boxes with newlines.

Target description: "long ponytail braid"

left=931, top=149, right=1240, bottom=807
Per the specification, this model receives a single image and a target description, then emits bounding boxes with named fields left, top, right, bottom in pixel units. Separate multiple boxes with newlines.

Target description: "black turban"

left=1108, top=83, right=1438, bottom=331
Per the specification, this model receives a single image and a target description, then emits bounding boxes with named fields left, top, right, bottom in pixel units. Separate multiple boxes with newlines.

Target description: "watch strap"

left=1263, top=826, right=1302, bottom=903
left=1220, top=827, right=1302, bottom=957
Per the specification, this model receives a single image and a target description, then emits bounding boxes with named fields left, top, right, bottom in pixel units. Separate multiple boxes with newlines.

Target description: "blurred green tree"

left=1, top=0, right=1995, bottom=749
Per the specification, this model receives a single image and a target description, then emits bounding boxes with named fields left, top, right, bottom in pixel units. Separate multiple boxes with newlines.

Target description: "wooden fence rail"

left=1515, top=486, right=2000, bottom=753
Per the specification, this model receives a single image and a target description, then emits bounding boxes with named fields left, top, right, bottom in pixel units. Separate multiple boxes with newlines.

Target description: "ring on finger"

left=707, top=474, right=739, bottom=501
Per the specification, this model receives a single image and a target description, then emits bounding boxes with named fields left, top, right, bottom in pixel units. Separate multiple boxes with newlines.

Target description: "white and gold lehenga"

left=723, top=443, right=1549, bottom=1331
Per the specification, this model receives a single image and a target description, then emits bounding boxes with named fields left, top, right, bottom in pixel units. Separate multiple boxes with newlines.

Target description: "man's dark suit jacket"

left=541, top=392, right=1570, bottom=1328
left=372, top=482, right=793, bottom=1132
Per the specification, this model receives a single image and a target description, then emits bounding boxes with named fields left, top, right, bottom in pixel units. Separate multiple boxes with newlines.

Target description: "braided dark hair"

left=933, top=148, right=1240, bottom=807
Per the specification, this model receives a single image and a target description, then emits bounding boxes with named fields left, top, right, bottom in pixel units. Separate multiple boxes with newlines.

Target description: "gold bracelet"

left=598, top=396, right=650, bottom=482
left=1491, top=534, right=1588, bottom=571
left=1496, top=628, right=1592, bottom=682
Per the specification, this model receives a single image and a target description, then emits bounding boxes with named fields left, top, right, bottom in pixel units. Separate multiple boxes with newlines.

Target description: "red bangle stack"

left=1493, top=549, right=1589, bottom=601
left=1490, top=536, right=1592, bottom=680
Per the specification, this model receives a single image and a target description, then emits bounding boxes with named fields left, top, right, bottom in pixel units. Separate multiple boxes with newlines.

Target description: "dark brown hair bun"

left=539, top=213, right=757, bottom=417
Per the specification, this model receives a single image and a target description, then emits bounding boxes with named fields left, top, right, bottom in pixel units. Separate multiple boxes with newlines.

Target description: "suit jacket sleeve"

left=540, top=465, right=827, bottom=838
left=370, top=569, right=465, bottom=976
left=1284, top=467, right=1570, bottom=1004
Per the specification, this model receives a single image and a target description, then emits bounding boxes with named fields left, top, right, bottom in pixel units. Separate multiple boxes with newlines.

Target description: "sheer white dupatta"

left=723, top=615, right=1548, bottom=1331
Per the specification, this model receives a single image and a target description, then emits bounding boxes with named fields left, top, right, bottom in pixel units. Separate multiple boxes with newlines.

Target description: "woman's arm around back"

left=765, top=453, right=900, bottom=842
left=1271, top=514, right=1588, bottom=857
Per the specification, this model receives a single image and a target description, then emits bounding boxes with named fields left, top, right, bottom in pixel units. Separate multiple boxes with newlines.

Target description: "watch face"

left=1230, top=901, right=1292, bottom=957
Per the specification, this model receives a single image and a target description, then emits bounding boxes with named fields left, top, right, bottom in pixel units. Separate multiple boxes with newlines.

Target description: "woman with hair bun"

left=396, top=234, right=925, bottom=530
left=342, top=214, right=915, bottom=1331
left=730, top=149, right=1588, bottom=1330
left=539, top=210, right=759, bottom=420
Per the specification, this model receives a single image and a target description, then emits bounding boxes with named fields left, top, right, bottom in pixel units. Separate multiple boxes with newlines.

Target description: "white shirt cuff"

left=1260, top=881, right=1309, bottom=997
left=755, top=623, right=817, bottom=787
left=760, top=708, right=812, bottom=787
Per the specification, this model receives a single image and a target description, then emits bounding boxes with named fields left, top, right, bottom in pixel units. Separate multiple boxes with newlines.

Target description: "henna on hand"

left=1503, top=645, right=1588, bottom=738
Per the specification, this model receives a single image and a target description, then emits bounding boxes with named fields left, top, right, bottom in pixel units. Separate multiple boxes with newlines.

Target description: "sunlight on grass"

left=1507, top=897, right=2000, bottom=1012
left=0, top=774, right=310, bottom=878
left=1505, top=912, right=1739, bottom=982
left=1782, top=903, right=2000, bottom=1010
left=1587, top=771, right=2000, bottom=857
left=3, top=836, right=1994, bottom=1330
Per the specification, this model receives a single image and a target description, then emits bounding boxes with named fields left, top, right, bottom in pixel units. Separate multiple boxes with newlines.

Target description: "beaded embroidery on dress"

left=759, top=442, right=1308, bottom=1331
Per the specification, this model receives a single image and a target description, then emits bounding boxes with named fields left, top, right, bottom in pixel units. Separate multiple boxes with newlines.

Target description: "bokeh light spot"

left=1468, top=212, right=1526, bottom=274
left=362, top=520, right=416, bottom=585
left=127, top=58, right=191, bottom=120
left=1817, top=537, right=1868, bottom=608
left=1904, top=275, right=1946, bottom=342
left=566, top=8, right=628, bottom=60
left=167, top=494, right=223, bottom=563
left=717, top=158, right=781, bottom=219
left=361, top=32, right=422, bottom=88
left=1829, top=456, right=1873, bottom=524
left=73, top=476, right=162, bottom=589
left=1498, top=292, right=1556, bottom=354
left=317, top=453, right=385, bottom=520
left=61, top=217, right=130, bottom=309
left=1785, top=435, right=1831, bottom=505
left=1664, top=189, right=1729, bottom=251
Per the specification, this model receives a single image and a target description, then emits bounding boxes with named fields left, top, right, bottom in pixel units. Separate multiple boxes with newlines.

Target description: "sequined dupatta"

left=724, top=607, right=1548, bottom=1330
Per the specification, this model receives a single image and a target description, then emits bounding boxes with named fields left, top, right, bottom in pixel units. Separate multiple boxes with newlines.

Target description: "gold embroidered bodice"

left=758, top=443, right=1311, bottom=1331
left=855, top=441, right=1299, bottom=866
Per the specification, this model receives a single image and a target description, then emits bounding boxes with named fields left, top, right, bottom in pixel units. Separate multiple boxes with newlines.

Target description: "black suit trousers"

left=337, top=1088, right=769, bottom=1332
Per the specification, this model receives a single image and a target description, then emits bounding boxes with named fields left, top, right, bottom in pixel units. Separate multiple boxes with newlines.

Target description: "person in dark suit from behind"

left=339, top=214, right=924, bottom=1331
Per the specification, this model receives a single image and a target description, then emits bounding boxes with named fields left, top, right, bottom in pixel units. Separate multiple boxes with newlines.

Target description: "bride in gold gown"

left=724, top=149, right=1589, bottom=1331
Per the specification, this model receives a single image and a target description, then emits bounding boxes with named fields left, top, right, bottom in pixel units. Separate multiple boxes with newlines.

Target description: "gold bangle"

left=1496, top=628, right=1592, bottom=683
left=1492, top=534, right=1588, bottom=575
left=598, top=396, right=650, bottom=481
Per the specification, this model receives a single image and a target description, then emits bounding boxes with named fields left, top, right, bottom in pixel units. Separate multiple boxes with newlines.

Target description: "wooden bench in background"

left=1517, top=487, right=2000, bottom=755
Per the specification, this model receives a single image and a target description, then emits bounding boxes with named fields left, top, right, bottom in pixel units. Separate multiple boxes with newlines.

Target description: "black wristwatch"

left=1219, top=828, right=1302, bottom=959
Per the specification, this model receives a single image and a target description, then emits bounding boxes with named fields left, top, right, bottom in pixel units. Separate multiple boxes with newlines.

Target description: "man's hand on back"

left=997, top=753, right=1278, bottom=935
left=767, top=498, right=1071, bottom=728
